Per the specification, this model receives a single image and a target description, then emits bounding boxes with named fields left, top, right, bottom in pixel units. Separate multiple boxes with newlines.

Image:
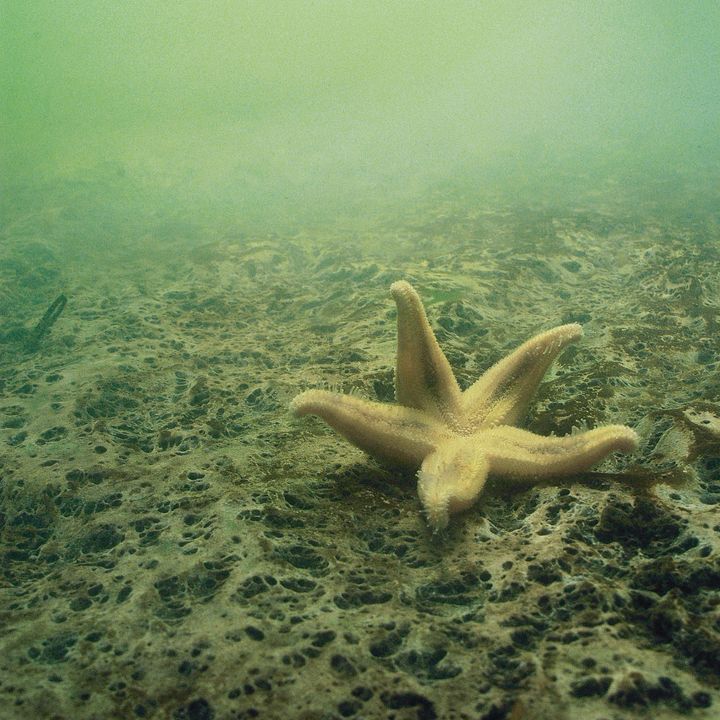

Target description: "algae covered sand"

left=1, top=166, right=718, bottom=720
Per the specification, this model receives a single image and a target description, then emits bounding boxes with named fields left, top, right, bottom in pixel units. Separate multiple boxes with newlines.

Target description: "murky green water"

left=1, top=4, right=719, bottom=719
left=3, top=2, right=719, bottom=231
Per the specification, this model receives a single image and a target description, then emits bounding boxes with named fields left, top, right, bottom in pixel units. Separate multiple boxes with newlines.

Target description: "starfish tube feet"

left=418, top=437, right=490, bottom=532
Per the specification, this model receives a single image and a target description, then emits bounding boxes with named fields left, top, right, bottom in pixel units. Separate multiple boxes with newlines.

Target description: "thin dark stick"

left=25, top=294, right=67, bottom=351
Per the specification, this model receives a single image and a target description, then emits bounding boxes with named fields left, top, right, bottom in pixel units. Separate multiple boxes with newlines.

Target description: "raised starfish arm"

left=290, top=389, right=448, bottom=468
left=479, top=424, right=639, bottom=480
left=461, top=323, right=583, bottom=428
left=391, top=281, right=463, bottom=423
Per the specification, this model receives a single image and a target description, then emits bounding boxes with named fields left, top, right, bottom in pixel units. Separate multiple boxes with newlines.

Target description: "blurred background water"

left=2, top=6, right=720, bottom=718
left=2, top=1, right=718, bottom=238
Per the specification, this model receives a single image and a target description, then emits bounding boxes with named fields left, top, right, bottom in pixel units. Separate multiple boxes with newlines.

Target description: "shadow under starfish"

left=291, top=281, right=638, bottom=532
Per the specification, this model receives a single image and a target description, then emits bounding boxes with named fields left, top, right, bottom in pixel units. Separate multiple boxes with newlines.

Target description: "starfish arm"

left=391, top=281, right=463, bottom=422
left=461, top=323, right=583, bottom=429
left=417, top=437, right=490, bottom=532
left=479, top=424, right=639, bottom=480
left=290, top=389, right=447, bottom=468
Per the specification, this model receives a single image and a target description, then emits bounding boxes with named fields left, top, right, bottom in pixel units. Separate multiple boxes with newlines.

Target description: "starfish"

left=291, top=281, right=639, bottom=532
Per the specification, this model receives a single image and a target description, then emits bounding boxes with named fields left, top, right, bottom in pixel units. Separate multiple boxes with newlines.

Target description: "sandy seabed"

left=1, top=169, right=719, bottom=719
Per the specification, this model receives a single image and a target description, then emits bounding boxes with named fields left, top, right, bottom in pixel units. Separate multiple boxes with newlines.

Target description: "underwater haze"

left=3, top=1, right=720, bottom=226
left=2, top=3, right=720, bottom=720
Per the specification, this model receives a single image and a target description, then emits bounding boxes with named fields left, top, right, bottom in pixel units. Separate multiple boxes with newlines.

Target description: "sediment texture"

left=1, top=171, right=718, bottom=719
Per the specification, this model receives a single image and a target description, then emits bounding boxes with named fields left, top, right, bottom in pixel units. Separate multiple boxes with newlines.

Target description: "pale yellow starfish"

left=291, top=281, right=638, bottom=532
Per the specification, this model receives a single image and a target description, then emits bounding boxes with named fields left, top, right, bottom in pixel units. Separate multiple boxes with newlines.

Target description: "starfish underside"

left=291, top=281, right=638, bottom=531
